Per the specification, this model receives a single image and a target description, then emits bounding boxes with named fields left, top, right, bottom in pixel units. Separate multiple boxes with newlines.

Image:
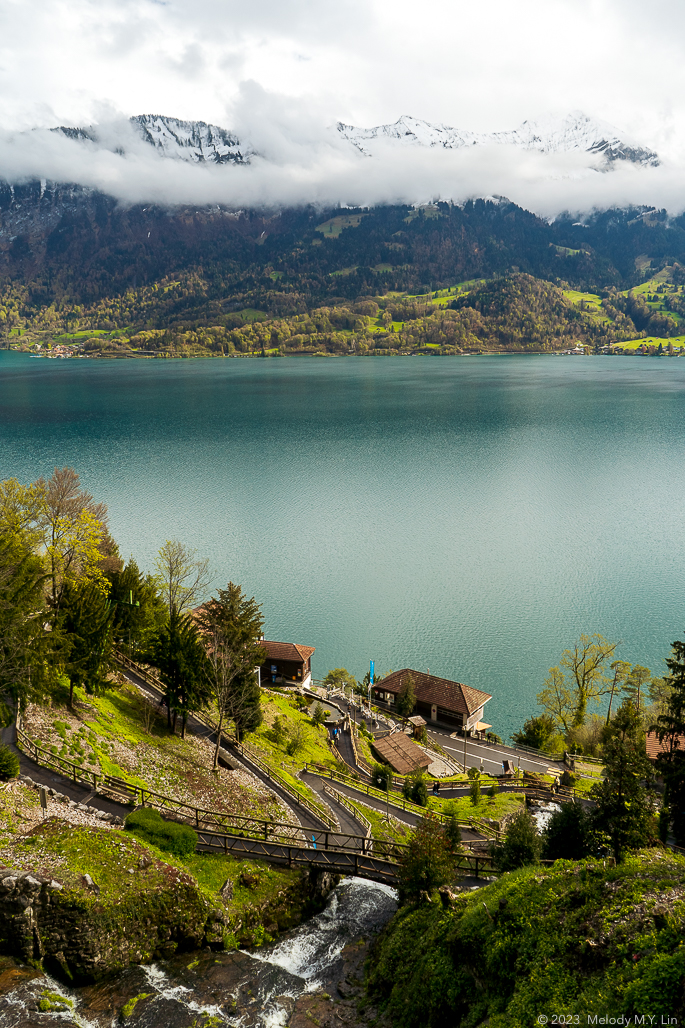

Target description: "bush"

left=492, top=809, right=542, bottom=871
left=403, top=773, right=428, bottom=807
left=372, top=763, right=393, bottom=790
left=125, top=807, right=197, bottom=856
left=512, top=715, right=556, bottom=751
left=543, top=801, right=595, bottom=861
left=0, top=744, right=20, bottom=780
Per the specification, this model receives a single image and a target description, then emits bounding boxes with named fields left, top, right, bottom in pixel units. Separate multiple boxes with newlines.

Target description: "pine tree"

left=592, top=699, right=655, bottom=860
left=146, top=609, right=211, bottom=737
left=197, top=582, right=265, bottom=742
left=654, top=638, right=685, bottom=843
left=59, top=581, right=116, bottom=707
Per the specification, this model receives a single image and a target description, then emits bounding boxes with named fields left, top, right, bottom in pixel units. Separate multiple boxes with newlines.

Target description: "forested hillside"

left=4, top=185, right=685, bottom=354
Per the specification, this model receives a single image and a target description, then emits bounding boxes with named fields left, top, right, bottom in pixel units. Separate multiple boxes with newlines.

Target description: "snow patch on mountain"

left=337, top=112, right=659, bottom=167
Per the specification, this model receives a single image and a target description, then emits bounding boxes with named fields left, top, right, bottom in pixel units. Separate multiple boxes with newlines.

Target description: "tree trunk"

left=68, top=679, right=74, bottom=709
left=213, top=709, right=224, bottom=771
left=172, top=710, right=177, bottom=735
left=166, top=693, right=172, bottom=731
left=181, top=712, right=187, bottom=739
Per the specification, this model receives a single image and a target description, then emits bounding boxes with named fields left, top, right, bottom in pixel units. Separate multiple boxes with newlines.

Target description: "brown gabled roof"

left=261, top=640, right=315, bottom=664
left=646, top=731, right=685, bottom=761
left=373, top=732, right=431, bottom=774
left=377, top=669, right=491, bottom=716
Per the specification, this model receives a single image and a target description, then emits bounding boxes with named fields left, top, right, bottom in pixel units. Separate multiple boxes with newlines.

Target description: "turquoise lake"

left=2, top=350, right=684, bottom=739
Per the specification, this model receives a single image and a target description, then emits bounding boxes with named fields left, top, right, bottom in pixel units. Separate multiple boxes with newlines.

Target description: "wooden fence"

left=115, top=651, right=338, bottom=831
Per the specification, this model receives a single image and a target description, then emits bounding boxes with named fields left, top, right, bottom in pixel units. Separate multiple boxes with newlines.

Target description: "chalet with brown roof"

left=373, top=668, right=492, bottom=732
left=260, top=640, right=315, bottom=689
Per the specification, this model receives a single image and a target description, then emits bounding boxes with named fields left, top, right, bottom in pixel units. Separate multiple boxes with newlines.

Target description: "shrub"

left=0, top=744, right=20, bottom=780
left=125, top=807, right=197, bottom=856
left=543, top=801, right=595, bottom=861
left=512, top=714, right=556, bottom=751
left=492, top=809, right=542, bottom=871
left=403, top=773, right=428, bottom=807
left=372, top=763, right=393, bottom=790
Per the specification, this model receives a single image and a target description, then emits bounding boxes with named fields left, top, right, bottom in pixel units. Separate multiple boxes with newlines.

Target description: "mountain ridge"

left=49, top=110, right=659, bottom=170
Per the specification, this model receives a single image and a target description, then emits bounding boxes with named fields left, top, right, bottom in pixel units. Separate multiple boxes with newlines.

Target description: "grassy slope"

left=3, top=807, right=305, bottom=955
left=24, top=682, right=290, bottom=822
left=245, top=691, right=339, bottom=805
left=366, top=850, right=685, bottom=1028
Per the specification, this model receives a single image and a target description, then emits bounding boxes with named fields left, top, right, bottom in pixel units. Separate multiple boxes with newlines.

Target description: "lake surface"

left=2, top=351, right=684, bottom=739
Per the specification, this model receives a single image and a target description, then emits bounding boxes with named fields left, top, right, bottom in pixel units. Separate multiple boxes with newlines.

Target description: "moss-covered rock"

left=365, top=849, right=685, bottom=1028
left=0, top=819, right=338, bottom=985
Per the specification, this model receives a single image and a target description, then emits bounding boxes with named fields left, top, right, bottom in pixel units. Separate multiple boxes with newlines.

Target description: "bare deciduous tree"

left=153, top=540, right=212, bottom=616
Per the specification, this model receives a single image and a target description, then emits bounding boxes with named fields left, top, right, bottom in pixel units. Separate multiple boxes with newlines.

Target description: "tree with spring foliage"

left=0, top=532, right=57, bottom=714
left=537, top=633, right=618, bottom=731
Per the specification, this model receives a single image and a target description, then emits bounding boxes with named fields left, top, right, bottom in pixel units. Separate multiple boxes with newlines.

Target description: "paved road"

left=120, top=665, right=335, bottom=834
left=425, top=725, right=563, bottom=777
left=328, top=695, right=562, bottom=777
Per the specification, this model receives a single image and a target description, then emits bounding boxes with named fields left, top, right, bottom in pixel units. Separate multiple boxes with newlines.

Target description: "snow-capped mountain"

left=337, top=112, right=659, bottom=167
left=52, top=110, right=658, bottom=170
left=55, top=114, right=253, bottom=164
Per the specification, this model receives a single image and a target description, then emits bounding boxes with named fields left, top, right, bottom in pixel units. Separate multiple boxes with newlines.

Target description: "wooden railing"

left=323, top=782, right=372, bottom=843
left=16, top=722, right=138, bottom=804
left=304, top=761, right=504, bottom=841
left=116, top=651, right=337, bottom=831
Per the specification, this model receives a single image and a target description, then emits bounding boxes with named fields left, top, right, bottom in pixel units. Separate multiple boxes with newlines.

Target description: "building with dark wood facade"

left=372, top=668, right=492, bottom=732
left=260, top=640, right=315, bottom=689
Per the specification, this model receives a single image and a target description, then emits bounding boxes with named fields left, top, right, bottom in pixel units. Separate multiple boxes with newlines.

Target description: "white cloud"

left=0, top=0, right=684, bottom=213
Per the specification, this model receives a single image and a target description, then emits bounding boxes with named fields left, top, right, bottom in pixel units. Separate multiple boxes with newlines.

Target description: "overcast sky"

left=1, top=0, right=683, bottom=212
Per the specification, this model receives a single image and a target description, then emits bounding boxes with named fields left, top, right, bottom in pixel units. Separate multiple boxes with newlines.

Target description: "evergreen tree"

left=398, top=813, right=456, bottom=902
left=592, top=699, right=655, bottom=860
left=654, top=638, right=685, bottom=844
left=197, top=582, right=265, bottom=741
left=493, top=809, right=542, bottom=871
left=397, top=673, right=417, bottom=717
left=543, top=801, right=595, bottom=861
left=59, top=581, right=116, bottom=708
left=108, top=558, right=166, bottom=655
left=146, top=609, right=211, bottom=737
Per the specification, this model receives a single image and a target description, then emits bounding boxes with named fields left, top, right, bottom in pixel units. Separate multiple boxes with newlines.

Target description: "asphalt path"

left=329, top=695, right=562, bottom=776
left=119, top=666, right=335, bottom=834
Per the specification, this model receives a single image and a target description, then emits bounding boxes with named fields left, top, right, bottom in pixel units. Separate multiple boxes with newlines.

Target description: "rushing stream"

left=0, top=878, right=398, bottom=1027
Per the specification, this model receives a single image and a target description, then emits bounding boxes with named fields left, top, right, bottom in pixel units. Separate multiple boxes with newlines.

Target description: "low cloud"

left=0, top=110, right=684, bottom=218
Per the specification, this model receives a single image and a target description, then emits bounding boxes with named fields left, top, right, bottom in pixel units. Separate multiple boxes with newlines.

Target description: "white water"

left=0, top=878, right=397, bottom=1028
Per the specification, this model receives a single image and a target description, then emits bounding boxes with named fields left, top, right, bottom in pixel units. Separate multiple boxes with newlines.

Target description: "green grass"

left=612, top=336, right=685, bottom=352
left=315, top=214, right=366, bottom=237
left=425, top=790, right=526, bottom=822
left=329, top=266, right=358, bottom=277
left=17, top=819, right=300, bottom=919
left=248, top=693, right=338, bottom=805
left=366, top=850, right=685, bottom=1027
left=344, top=795, right=413, bottom=846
